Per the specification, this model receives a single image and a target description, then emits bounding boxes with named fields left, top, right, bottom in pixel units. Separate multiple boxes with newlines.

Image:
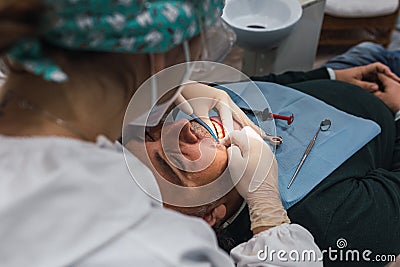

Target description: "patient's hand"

left=334, top=62, right=400, bottom=92
left=373, top=74, right=400, bottom=114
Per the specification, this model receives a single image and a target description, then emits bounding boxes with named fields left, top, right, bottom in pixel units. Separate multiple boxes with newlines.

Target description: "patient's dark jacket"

left=219, top=68, right=400, bottom=267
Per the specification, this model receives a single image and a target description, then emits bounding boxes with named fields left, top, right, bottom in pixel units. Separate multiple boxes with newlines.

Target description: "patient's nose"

left=179, top=121, right=198, bottom=144
left=164, top=119, right=197, bottom=145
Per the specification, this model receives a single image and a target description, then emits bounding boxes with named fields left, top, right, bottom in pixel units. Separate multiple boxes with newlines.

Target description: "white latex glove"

left=222, top=127, right=290, bottom=233
left=175, top=82, right=266, bottom=137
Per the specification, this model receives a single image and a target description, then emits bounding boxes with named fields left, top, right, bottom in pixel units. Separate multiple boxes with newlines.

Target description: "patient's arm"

left=251, top=62, right=400, bottom=93
left=377, top=74, right=400, bottom=170
left=392, top=121, right=400, bottom=171
left=251, top=68, right=330, bottom=85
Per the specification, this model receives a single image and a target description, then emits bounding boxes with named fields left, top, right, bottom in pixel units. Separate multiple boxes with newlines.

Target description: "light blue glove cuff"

left=395, top=110, right=400, bottom=121
left=326, top=67, right=336, bottom=80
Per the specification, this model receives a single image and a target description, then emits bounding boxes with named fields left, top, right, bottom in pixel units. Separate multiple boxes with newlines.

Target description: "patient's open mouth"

left=210, top=117, right=225, bottom=139
left=189, top=117, right=226, bottom=141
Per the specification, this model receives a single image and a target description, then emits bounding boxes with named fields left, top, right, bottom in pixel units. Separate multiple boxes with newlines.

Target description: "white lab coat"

left=0, top=135, right=322, bottom=267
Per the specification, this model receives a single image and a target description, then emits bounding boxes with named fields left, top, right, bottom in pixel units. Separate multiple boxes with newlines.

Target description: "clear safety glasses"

left=127, top=16, right=236, bottom=129
left=199, top=18, right=236, bottom=63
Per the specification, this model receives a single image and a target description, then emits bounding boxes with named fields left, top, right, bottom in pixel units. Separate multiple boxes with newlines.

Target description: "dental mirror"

left=320, top=119, right=331, bottom=131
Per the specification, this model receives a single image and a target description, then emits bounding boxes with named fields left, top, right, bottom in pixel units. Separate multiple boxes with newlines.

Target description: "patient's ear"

left=203, top=204, right=227, bottom=227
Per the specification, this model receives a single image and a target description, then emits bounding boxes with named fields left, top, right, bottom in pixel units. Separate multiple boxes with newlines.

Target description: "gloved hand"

left=174, top=82, right=266, bottom=137
left=221, top=127, right=290, bottom=234
left=334, top=62, right=400, bottom=92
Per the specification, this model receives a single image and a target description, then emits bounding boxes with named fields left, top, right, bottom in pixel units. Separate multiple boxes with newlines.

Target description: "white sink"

left=222, top=0, right=303, bottom=50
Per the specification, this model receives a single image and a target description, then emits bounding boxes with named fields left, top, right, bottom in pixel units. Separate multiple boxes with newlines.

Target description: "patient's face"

left=127, top=117, right=242, bottom=225
left=132, top=118, right=228, bottom=187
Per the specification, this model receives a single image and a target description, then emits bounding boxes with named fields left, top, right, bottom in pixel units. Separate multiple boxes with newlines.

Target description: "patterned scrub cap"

left=7, top=0, right=224, bottom=82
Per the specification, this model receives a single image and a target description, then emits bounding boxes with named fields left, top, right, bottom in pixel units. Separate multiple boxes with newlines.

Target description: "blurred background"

left=221, top=0, right=400, bottom=76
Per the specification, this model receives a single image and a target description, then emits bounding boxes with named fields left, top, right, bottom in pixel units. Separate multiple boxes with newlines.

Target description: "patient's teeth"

left=211, top=119, right=225, bottom=139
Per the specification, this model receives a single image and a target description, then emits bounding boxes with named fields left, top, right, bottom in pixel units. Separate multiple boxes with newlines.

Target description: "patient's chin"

left=163, top=199, right=229, bottom=228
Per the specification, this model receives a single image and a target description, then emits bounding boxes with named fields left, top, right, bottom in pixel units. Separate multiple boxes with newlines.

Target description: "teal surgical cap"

left=7, top=0, right=224, bottom=82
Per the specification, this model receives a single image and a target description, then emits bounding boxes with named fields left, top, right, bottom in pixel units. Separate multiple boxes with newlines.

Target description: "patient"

left=126, top=117, right=244, bottom=227
left=127, top=62, right=400, bottom=266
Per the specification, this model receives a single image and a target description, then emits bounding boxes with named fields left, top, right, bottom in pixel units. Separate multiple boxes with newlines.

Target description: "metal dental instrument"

left=287, top=119, right=332, bottom=189
left=240, top=107, right=294, bottom=125
left=190, top=114, right=220, bottom=142
left=238, top=107, right=284, bottom=146
left=271, top=113, right=294, bottom=125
